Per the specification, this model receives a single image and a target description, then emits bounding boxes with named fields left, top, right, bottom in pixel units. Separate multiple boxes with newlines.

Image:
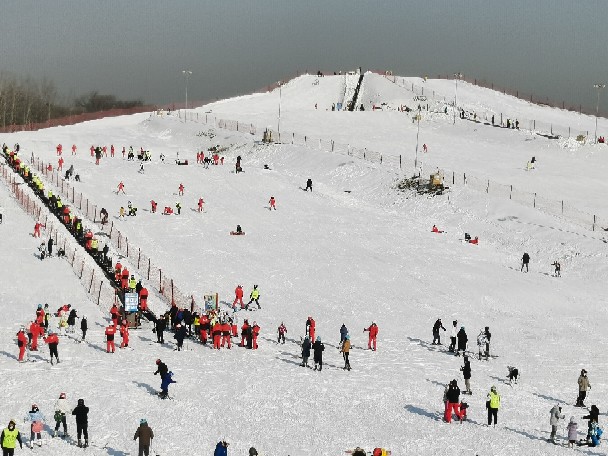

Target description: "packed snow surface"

left=1, top=73, right=608, bottom=455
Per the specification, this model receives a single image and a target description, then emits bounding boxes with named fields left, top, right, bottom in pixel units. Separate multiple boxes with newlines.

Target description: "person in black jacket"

left=173, top=323, right=187, bottom=351
left=305, top=178, right=313, bottom=192
left=47, top=238, right=54, bottom=257
left=1, top=419, right=23, bottom=453
left=80, top=316, right=87, bottom=341
left=72, top=399, right=89, bottom=448
left=67, top=309, right=78, bottom=334
left=461, top=355, right=472, bottom=394
left=521, top=252, right=530, bottom=272
left=456, top=327, right=468, bottom=357
left=445, top=380, right=464, bottom=423
left=432, top=319, right=446, bottom=345
left=301, top=337, right=311, bottom=367
left=312, top=337, right=325, bottom=371
left=154, top=359, right=168, bottom=378
left=583, top=405, right=600, bottom=442
left=154, top=316, right=166, bottom=344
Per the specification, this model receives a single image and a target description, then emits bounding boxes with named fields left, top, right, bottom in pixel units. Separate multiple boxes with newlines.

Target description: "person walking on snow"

left=577, top=369, right=591, bottom=407
left=549, top=404, right=565, bottom=443
left=245, top=285, right=261, bottom=310
left=487, top=386, right=500, bottom=427
left=80, top=316, right=87, bottom=341
left=305, top=178, right=313, bottom=192
left=460, top=355, right=472, bottom=394
left=232, top=285, right=244, bottom=311
left=197, top=197, right=204, bottom=212
left=567, top=417, right=578, bottom=448
left=43, top=330, right=59, bottom=364
left=301, top=336, right=311, bottom=367
left=53, top=393, right=68, bottom=437
left=134, top=419, right=154, bottom=456
left=117, top=181, right=125, bottom=194
left=150, top=200, right=157, bottom=213
left=17, top=328, right=28, bottom=362
left=269, top=196, right=276, bottom=210
left=72, top=399, right=89, bottom=448
left=340, top=324, right=349, bottom=344
left=364, top=321, right=378, bottom=351
left=24, top=404, right=45, bottom=448
left=277, top=322, right=287, bottom=344
left=445, top=379, right=464, bottom=423
left=449, top=320, right=458, bottom=352
left=341, top=335, right=351, bottom=371
left=178, top=183, right=184, bottom=196
left=33, top=221, right=44, bottom=238
left=583, top=405, right=600, bottom=442
left=119, top=320, right=129, bottom=348
left=29, top=321, right=42, bottom=351
left=312, top=336, right=325, bottom=371
left=432, top=318, right=446, bottom=345
left=521, top=252, right=530, bottom=272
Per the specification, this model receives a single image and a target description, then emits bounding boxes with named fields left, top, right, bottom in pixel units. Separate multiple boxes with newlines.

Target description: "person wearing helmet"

left=43, top=330, right=59, bottom=365
left=24, top=404, right=45, bottom=448
left=154, top=359, right=168, bottom=378
left=1, top=419, right=23, bottom=453
left=53, top=393, right=69, bottom=437
left=72, top=399, right=89, bottom=448
left=364, top=321, right=378, bottom=351
left=312, top=336, right=325, bottom=371
left=134, top=419, right=154, bottom=455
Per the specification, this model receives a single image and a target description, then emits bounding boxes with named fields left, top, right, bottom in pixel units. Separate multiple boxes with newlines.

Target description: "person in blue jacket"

left=214, top=440, right=229, bottom=456
left=24, top=404, right=46, bottom=448
left=339, top=324, right=349, bottom=343
left=160, top=372, right=176, bottom=399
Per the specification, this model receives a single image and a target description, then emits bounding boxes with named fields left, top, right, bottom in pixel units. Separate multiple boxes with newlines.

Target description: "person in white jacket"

left=53, top=393, right=69, bottom=437
left=549, top=404, right=565, bottom=443
left=449, top=320, right=458, bottom=353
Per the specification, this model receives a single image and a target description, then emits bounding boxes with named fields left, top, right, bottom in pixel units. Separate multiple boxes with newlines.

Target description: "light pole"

left=453, top=72, right=463, bottom=124
left=414, top=107, right=421, bottom=174
left=277, top=81, right=283, bottom=134
left=182, top=70, right=192, bottom=121
left=593, top=83, right=605, bottom=143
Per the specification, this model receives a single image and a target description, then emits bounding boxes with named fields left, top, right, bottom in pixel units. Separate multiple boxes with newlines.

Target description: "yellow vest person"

left=1, top=419, right=23, bottom=450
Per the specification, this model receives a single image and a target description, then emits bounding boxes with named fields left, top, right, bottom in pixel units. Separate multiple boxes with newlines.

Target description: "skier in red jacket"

left=178, top=183, right=185, bottom=196
left=252, top=322, right=260, bottom=349
left=139, top=287, right=149, bottom=311
left=119, top=320, right=129, bottom=348
left=29, top=321, right=42, bottom=351
left=43, top=330, right=60, bottom=364
left=33, top=221, right=44, bottom=238
left=150, top=200, right=157, bottom=214
left=105, top=324, right=116, bottom=353
left=233, top=285, right=244, bottom=311
left=17, top=328, right=28, bottom=361
left=364, top=322, right=379, bottom=351
left=220, top=322, right=231, bottom=348
left=212, top=322, right=222, bottom=349
left=306, top=317, right=316, bottom=343
left=110, top=304, right=120, bottom=327
left=197, top=197, right=204, bottom=212
left=72, top=144, right=77, bottom=155
left=240, top=320, right=250, bottom=347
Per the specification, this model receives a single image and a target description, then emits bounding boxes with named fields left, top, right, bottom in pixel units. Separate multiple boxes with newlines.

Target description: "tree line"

left=0, top=73, right=144, bottom=128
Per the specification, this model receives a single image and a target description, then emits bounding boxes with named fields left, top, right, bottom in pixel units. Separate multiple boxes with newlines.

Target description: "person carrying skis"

left=521, top=252, right=530, bottom=272
left=17, top=328, right=28, bottom=362
left=460, top=355, right=472, bottom=394
left=432, top=318, right=446, bottom=345
left=24, top=404, right=45, bottom=448
left=456, top=326, right=468, bottom=357
left=53, top=393, right=69, bottom=438
left=72, top=399, right=89, bottom=448
left=312, top=336, right=325, bottom=371
left=549, top=404, right=565, bottom=443
left=301, top=336, right=311, bottom=367
left=364, top=321, right=378, bottom=351
left=306, top=316, right=316, bottom=343
left=43, top=330, right=59, bottom=365
left=245, top=285, right=261, bottom=310
left=233, top=285, right=244, bottom=311
left=277, top=322, right=287, bottom=344
left=577, top=369, right=591, bottom=407
left=134, top=419, right=154, bottom=456
left=1, top=420, right=23, bottom=453
left=341, top=335, right=351, bottom=371
left=105, top=324, right=116, bottom=353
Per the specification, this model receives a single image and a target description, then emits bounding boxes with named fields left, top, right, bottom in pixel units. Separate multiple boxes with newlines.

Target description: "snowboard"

left=229, top=231, right=246, bottom=235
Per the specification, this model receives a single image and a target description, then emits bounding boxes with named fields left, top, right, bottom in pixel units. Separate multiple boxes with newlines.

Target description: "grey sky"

left=1, top=1, right=606, bottom=112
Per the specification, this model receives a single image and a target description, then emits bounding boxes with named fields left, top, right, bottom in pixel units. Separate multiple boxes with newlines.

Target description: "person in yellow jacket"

left=129, top=276, right=137, bottom=292
left=487, top=386, right=500, bottom=427
left=1, top=419, right=23, bottom=453
left=245, top=285, right=261, bottom=310
left=340, top=335, right=351, bottom=371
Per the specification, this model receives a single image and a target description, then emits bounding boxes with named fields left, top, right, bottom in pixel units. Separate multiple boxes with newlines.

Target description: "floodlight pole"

left=453, top=72, right=463, bottom=125
left=182, top=70, right=192, bottom=121
left=593, top=83, right=605, bottom=143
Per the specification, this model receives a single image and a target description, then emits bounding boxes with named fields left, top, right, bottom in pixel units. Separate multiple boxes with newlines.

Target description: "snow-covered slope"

left=1, top=74, right=607, bottom=456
